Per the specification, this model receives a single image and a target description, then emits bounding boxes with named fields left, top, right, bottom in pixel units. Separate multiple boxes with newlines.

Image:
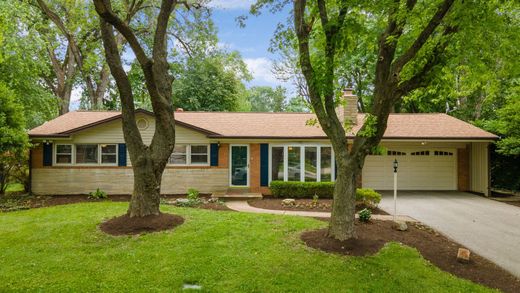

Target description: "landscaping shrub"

left=270, top=181, right=382, bottom=206
left=187, top=188, right=200, bottom=201
left=358, top=208, right=372, bottom=222
left=355, top=188, right=382, bottom=207
left=270, top=181, right=334, bottom=198
left=88, top=188, right=108, bottom=199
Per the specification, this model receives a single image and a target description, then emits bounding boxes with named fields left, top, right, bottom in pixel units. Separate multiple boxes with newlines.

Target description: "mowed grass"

left=0, top=203, right=492, bottom=292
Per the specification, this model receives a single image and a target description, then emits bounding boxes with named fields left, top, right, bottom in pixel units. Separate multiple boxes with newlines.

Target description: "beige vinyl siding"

left=32, top=168, right=228, bottom=195
left=68, top=113, right=210, bottom=166
left=470, top=142, right=489, bottom=195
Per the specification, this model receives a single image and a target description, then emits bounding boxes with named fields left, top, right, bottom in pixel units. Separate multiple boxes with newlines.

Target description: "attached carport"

left=361, top=141, right=492, bottom=196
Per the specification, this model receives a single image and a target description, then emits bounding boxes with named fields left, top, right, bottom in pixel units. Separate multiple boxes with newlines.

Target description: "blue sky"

left=209, top=1, right=293, bottom=92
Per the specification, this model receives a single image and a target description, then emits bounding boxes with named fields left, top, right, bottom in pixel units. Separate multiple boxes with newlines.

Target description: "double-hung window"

left=190, top=145, right=209, bottom=165
left=101, top=144, right=117, bottom=164
left=55, top=144, right=72, bottom=164
left=168, top=144, right=209, bottom=165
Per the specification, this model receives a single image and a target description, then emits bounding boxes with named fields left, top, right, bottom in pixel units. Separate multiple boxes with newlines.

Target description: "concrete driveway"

left=379, top=191, right=520, bottom=278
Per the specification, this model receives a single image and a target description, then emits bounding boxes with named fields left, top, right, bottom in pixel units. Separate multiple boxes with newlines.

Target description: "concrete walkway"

left=379, top=191, right=520, bottom=278
left=225, top=201, right=416, bottom=222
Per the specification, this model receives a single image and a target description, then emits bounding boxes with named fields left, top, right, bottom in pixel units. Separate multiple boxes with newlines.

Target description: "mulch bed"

left=1, top=194, right=231, bottom=212
left=248, top=198, right=388, bottom=215
left=100, top=213, right=184, bottom=236
left=501, top=201, right=520, bottom=208
left=301, top=220, right=520, bottom=293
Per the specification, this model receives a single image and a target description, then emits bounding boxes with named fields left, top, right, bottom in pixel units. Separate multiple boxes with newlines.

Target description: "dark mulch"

left=301, top=220, right=520, bottom=293
left=499, top=201, right=520, bottom=208
left=1, top=194, right=231, bottom=212
left=100, top=213, right=184, bottom=236
left=248, top=198, right=388, bottom=215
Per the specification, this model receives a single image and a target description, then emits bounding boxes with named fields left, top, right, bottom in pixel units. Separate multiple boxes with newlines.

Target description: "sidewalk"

left=225, top=201, right=416, bottom=222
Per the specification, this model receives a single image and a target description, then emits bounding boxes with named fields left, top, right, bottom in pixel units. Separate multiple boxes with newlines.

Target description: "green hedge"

left=269, top=181, right=381, bottom=206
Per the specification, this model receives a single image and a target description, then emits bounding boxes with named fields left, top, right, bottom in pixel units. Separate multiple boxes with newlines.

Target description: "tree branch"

left=391, top=0, right=455, bottom=75
left=93, top=0, right=151, bottom=68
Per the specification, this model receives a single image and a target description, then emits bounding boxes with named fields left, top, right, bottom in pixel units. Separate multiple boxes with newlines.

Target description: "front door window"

left=231, top=145, right=248, bottom=186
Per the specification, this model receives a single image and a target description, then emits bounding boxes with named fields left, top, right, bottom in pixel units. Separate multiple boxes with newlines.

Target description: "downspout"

left=28, top=148, right=32, bottom=194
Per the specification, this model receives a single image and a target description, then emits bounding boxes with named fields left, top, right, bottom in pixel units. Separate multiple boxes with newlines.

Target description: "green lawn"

left=0, top=203, right=492, bottom=292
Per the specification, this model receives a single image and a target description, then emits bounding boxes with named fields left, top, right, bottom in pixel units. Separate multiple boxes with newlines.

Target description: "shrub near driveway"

left=0, top=202, right=492, bottom=292
left=270, top=181, right=381, bottom=206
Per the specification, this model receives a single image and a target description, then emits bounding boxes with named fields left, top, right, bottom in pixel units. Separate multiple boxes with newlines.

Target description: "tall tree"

left=32, top=0, right=146, bottom=113
left=290, top=0, right=479, bottom=240
left=94, top=0, right=201, bottom=217
left=246, top=86, right=287, bottom=112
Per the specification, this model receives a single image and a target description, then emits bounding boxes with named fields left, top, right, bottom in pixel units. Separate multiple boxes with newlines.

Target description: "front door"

left=230, top=145, right=249, bottom=186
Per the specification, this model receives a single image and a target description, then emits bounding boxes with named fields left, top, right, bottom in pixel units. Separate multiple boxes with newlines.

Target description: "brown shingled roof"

left=28, top=110, right=498, bottom=140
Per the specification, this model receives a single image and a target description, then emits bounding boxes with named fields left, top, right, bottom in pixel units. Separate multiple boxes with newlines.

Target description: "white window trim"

left=100, top=144, right=119, bottom=166
left=168, top=144, right=210, bottom=166
left=54, top=143, right=73, bottom=166
left=54, top=143, right=118, bottom=166
left=268, top=144, right=335, bottom=184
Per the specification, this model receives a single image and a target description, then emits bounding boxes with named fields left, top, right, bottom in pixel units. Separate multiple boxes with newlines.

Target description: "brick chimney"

left=336, top=88, right=358, bottom=125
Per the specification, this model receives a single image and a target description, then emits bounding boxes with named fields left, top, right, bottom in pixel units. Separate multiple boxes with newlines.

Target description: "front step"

left=212, top=188, right=262, bottom=200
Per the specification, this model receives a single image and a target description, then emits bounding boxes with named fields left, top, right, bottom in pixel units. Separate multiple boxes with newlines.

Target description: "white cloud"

left=244, top=57, right=279, bottom=84
left=208, top=0, right=255, bottom=10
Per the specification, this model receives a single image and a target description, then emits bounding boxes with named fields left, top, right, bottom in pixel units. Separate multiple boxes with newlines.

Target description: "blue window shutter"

left=260, top=144, right=269, bottom=186
left=43, top=143, right=53, bottom=166
left=210, top=143, right=219, bottom=166
left=118, top=144, right=127, bottom=166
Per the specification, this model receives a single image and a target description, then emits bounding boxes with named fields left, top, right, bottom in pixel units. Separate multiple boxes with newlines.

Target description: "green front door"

left=230, top=145, right=248, bottom=186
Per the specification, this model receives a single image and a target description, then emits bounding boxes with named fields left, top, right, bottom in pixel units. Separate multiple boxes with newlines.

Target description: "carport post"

left=393, top=159, right=398, bottom=221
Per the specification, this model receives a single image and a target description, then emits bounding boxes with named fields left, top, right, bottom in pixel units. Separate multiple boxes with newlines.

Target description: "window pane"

left=190, top=145, right=208, bottom=164
left=304, top=147, right=317, bottom=182
left=287, top=146, right=301, bottom=181
left=320, top=147, right=332, bottom=182
left=101, top=155, right=117, bottom=164
left=191, top=154, right=208, bottom=164
left=271, top=147, right=284, bottom=181
left=76, top=144, right=98, bottom=164
left=169, top=145, right=187, bottom=164
left=56, top=154, right=72, bottom=163
left=191, top=145, right=207, bottom=154
left=56, top=145, right=71, bottom=154
left=101, top=144, right=116, bottom=154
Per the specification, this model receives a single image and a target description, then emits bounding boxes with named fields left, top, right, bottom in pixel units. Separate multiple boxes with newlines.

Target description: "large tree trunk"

left=328, top=152, right=358, bottom=240
left=128, top=152, right=161, bottom=217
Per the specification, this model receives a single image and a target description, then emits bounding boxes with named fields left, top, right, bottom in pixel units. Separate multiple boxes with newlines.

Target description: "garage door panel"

left=362, top=150, right=456, bottom=190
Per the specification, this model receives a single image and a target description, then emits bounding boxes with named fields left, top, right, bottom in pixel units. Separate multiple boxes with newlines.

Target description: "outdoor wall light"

left=393, top=159, right=398, bottom=173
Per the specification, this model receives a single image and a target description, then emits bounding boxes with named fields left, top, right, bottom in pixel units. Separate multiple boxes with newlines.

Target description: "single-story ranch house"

left=28, top=90, right=497, bottom=196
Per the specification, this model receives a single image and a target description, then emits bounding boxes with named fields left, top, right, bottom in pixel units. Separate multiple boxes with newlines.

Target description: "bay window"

left=271, top=147, right=284, bottom=181
left=269, top=145, right=335, bottom=183
left=320, top=147, right=332, bottom=182
left=287, top=146, right=301, bottom=181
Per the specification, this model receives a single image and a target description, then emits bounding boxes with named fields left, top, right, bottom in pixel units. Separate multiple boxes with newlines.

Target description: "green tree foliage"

left=0, top=83, right=29, bottom=194
left=173, top=54, right=251, bottom=112
left=246, top=86, right=286, bottom=112
left=246, top=85, right=310, bottom=112
left=0, top=1, right=57, bottom=128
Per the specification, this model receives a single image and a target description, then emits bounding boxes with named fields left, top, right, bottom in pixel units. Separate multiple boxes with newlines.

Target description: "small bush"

left=312, top=194, right=319, bottom=204
left=358, top=208, right=372, bottom=223
left=187, top=188, right=200, bottom=201
left=269, top=181, right=381, bottom=206
left=88, top=188, right=108, bottom=199
left=356, top=188, right=381, bottom=207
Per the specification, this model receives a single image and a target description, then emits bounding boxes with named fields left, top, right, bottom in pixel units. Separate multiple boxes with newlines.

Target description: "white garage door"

left=362, top=149, right=457, bottom=190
